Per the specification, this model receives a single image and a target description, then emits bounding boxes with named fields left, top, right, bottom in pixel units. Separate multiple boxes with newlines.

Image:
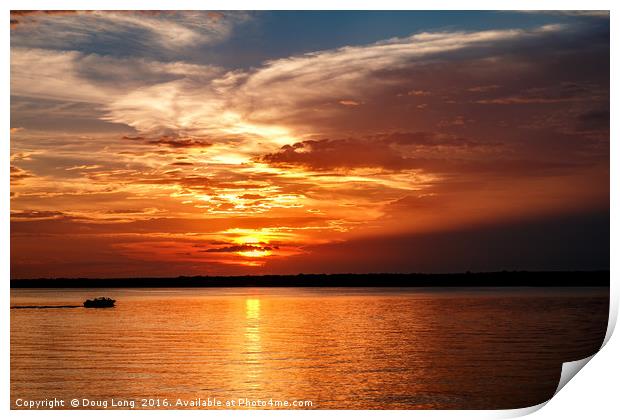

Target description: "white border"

left=2, top=1, right=616, bottom=419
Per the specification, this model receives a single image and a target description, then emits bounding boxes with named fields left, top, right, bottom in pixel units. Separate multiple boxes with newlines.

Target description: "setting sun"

left=237, top=249, right=273, bottom=258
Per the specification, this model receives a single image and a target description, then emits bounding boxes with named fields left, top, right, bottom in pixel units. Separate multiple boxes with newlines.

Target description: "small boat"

left=83, top=297, right=116, bottom=308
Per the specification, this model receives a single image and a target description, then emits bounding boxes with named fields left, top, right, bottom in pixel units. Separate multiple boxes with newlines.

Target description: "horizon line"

left=10, top=271, right=610, bottom=288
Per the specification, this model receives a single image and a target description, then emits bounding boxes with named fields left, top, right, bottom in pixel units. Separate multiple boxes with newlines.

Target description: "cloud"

left=467, top=85, right=500, bottom=92
left=11, top=48, right=110, bottom=103
left=408, top=90, right=431, bottom=96
left=131, top=135, right=213, bottom=149
left=10, top=214, right=327, bottom=237
left=516, top=10, right=610, bottom=18
left=201, top=244, right=277, bottom=253
left=475, top=82, right=606, bottom=105
left=91, top=24, right=569, bottom=137
left=102, top=77, right=227, bottom=135
left=10, top=165, right=33, bottom=184
left=11, top=48, right=222, bottom=105
left=10, top=209, right=67, bottom=220
left=147, top=136, right=212, bottom=149
left=12, top=21, right=606, bottom=148
left=260, top=138, right=413, bottom=170
left=10, top=151, right=35, bottom=162
left=65, top=164, right=101, bottom=171
left=339, top=100, right=362, bottom=106
left=223, top=25, right=566, bottom=124
left=10, top=10, right=78, bottom=28
left=11, top=11, right=251, bottom=53
left=258, top=132, right=496, bottom=172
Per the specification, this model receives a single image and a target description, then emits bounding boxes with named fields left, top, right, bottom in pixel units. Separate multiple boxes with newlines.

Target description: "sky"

left=10, top=11, right=610, bottom=278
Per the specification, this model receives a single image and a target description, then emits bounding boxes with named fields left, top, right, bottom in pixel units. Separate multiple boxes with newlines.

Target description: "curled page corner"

left=496, top=353, right=600, bottom=418
left=602, top=294, right=618, bottom=347
left=554, top=354, right=595, bottom=396
left=545, top=288, right=618, bottom=400
left=528, top=289, right=618, bottom=413
left=495, top=401, right=548, bottom=418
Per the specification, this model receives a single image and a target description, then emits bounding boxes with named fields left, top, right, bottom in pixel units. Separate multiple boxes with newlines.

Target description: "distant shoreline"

left=10, top=271, right=609, bottom=288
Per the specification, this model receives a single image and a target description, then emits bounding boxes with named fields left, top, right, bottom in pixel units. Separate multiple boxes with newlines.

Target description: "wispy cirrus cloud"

left=11, top=47, right=223, bottom=104
left=10, top=11, right=251, bottom=53
left=12, top=22, right=601, bottom=142
left=96, top=24, right=576, bottom=138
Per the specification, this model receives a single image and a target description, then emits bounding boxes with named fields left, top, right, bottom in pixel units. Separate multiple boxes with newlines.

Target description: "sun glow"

left=237, top=249, right=272, bottom=258
left=229, top=229, right=275, bottom=258
left=232, top=230, right=270, bottom=245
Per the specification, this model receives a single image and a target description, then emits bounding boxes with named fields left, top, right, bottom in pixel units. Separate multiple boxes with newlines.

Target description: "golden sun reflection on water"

left=244, top=298, right=262, bottom=387
left=245, top=298, right=261, bottom=321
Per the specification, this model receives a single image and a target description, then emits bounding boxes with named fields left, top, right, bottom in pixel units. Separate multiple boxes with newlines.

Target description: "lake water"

left=11, top=287, right=608, bottom=410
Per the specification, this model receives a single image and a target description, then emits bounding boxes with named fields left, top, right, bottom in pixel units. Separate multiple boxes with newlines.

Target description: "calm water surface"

left=11, top=287, right=608, bottom=409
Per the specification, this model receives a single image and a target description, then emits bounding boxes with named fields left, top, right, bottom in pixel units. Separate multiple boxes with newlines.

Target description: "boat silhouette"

left=83, top=297, right=116, bottom=308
